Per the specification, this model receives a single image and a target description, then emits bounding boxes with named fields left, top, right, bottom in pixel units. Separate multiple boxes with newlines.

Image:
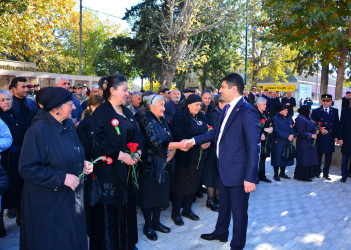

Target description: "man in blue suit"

left=184, top=73, right=260, bottom=250
left=281, top=91, right=296, bottom=117
left=311, top=94, right=339, bottom=180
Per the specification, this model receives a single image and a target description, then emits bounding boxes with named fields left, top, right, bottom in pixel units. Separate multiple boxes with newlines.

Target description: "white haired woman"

left=137, top=94, right=186, bottom=241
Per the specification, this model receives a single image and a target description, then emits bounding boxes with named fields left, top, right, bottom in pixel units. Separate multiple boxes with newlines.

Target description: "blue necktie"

left=223, top=104, right=230, bottom=121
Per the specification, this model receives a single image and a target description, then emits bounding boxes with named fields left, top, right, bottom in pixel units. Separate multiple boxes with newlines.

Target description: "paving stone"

left=2, top=163, right=351, bottom=249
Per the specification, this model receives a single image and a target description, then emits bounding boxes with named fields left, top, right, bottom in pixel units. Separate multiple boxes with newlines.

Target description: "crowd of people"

left=0, top=74, right=350, bottom=250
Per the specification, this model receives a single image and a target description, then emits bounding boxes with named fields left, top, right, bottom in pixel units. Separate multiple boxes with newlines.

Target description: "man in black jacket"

left=247, top=87, right=257, bottom=106
left=267, top=92, right=281, bottom=118
left=281, top=91, right=296, bottom=117
left=342, top=91, right=351, bottom=109
left=9, top=77, right=38, bottom=139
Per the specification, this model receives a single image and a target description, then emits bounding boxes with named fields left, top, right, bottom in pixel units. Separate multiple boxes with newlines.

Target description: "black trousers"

left=258, top=155, right=267, bottom=179
left=214, top=179, right=249, bottom=250
left=317, top=152, right=332, bottom=176
left=171, top=193, right=194, bottom=217
left=141, top=206, right=161, bottom=230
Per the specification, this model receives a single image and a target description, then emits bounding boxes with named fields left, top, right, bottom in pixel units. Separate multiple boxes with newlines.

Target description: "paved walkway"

left=1, top=159, right=351, bottom=250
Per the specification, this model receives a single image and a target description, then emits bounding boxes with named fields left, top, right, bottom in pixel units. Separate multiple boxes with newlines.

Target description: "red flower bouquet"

left=126, top=142, right=141, bottom=189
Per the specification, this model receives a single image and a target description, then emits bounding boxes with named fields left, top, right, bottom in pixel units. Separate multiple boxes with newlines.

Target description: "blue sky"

left=74, top=0, right=141, bottom=31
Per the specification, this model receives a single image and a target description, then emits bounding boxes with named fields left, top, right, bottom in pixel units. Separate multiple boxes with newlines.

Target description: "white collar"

left=228, top=96, right=242, bottom=109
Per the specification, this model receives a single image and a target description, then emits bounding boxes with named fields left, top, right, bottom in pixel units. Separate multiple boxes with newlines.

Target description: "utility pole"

left=316, top=57, right=319, bottom=101
left=79, top=0, right=83, bottom=75
left=244, top=0, right=248, bottom=86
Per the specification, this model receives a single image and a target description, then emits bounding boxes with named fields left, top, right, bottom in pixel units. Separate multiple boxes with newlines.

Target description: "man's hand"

left=339, top=140, right=344, bottom=146
left=286, top=103, right=290, bottom=106
left=200, top=142, right=211, bottom=149
left=321, top=128, right=328, bottom=135
left=166, top=149, right=176, bottom=162
left=244, top=180, right=255, bottom=193
left=180, top=139, right=194, bottom=151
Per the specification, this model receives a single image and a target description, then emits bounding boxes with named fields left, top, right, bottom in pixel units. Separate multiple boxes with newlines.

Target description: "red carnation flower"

left=92, top=173, right=97, bottom=179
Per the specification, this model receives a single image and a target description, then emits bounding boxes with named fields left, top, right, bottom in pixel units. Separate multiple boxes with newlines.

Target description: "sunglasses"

left=322, top=100, right=331, bottom=102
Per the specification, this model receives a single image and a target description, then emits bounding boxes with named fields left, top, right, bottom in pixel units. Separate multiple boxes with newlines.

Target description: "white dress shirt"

left=216, top=96, right=243, bottom=157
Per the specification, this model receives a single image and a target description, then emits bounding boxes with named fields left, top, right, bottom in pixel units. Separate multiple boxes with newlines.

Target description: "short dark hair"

left=162, top=88, right=170, bottom=93
left=222, top=73, right=244, bottom=95
left=101, top=74, right=128, bottom=100
left=9, top=77, right=27, bottom=89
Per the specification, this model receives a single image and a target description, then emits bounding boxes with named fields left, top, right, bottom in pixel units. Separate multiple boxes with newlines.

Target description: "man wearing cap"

left=55, top=77, right=83, bottom=126
left=342, top=91, right=351, bottom=109
left=311, top=94, right=339, bottom=180
left=281, top=91, right=296, bottom=117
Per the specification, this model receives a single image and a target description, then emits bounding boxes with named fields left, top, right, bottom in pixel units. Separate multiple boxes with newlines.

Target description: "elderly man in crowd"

left=55, top=77, right=83, bottom=126
left=164, top=89, right=181, bottom=127
left=81, top=84, right=103, bottom=110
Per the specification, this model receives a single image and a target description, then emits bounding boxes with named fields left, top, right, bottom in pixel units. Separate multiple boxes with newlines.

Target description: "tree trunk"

left=335, top=16, right=351, bottom=115
left=319, top=63, right=329, bottom=104
left=160, top=38, right=188, bottom=89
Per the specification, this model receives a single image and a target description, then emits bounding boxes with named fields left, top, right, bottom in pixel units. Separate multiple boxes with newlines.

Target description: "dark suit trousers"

left=317, top=152, right=332, bottom=176
left=214, top=179, right=249, bottom=250
left=341, top=153, right=351, bottom=180
left=258, top=155, right=267, bottom=179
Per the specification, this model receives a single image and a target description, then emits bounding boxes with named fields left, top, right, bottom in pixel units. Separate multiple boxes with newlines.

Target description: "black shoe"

left=215, top=196, right=219, bottom=206
left=181, top=211, right=199, bottom=221
left=340, top=178, right=347, bottom=183
left=323, top=175, right=331, bottom=180
left=315, top=174, right=320, bottom=178
left=143, top=228, right=158, bottom=241
left=273, top=175, right=281, bottom=182
left=200, top=232, right=228, bottom=242
left=171, top=216, right=184, bottom=226
left=259, top=177, right=272, bottom=183
left=206, top=199, right=219, bottom=212
left=153, top=223, right=170, bottom=233
left=255, top=179, right=260, bottom=184
left=200, top=186, right=207, bottom=193
left=0, top=227, right=6, bottom=238
left=279, top=173, right=291, bottom=179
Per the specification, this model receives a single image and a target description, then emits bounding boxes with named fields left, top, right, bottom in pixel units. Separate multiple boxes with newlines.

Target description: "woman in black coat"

left=18, top=87, right=93, bottom=250
left=89, top=74, right=143, bottom=250
left=294, top=105, right=319, bottom=181
left=271, top=104, right=296, bottom=181
left=171, top=94, right=211, bottom=226
left=201, top=92, right=225, bottom=212
left=0, top=117, right=12, bottom=207
left=0, top=90, right=24, bottom=234
left=137, top=94, right=186, bottom=241
left=256, top=97, right=273, bottom=183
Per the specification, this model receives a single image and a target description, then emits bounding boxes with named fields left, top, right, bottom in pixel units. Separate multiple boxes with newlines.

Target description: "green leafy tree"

left=262, top=0, right=351, bottom=108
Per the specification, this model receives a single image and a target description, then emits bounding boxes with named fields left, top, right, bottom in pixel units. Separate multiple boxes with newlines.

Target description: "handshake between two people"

left=176, top=139, right=211, bottom=152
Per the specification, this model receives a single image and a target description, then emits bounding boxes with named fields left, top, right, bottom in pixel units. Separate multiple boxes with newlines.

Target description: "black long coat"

left=295, top=115, right=318, bottom=166
left=137, top=111, right=172, bottom=208
left=339, top=107, right=351, bottom=155
left=258, top=109, right=273, bottom=158
left=0, top=109, right=25, bottom=208
left=271, top=113, right=296, bottom=167
left=18, top=111, right=88, bottom=250
left=172, top=109, right=209, bottom=196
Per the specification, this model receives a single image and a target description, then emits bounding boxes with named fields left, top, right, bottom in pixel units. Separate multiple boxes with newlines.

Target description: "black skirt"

left=201, top=144, right=219, bottom=188
left=89, top=183, right=138, bottom=250
left=294, top=165, right=315, bottom=181
left=137, top=164, right=170, bottom=208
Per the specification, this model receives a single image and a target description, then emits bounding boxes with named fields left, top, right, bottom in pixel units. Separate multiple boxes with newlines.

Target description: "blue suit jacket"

left=194, top=98, right=260, bottom=187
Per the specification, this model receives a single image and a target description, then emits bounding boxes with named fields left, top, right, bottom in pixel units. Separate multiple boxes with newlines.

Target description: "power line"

left=81, top=6, right=123, bottom=19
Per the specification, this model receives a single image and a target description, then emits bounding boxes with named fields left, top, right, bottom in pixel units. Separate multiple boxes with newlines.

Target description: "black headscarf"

left=298, top=105, right=310, bottom=120
left=276, top=103, right=288, bottom=113
left=39, top=87, right=73, bottom=111
left=186, top=94, right=202, bottom=105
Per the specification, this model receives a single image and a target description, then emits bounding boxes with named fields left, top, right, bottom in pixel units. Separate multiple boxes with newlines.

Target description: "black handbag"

left=84, top=174, right=102, bottom=207
left=281, top=142, right=296, bottom=160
